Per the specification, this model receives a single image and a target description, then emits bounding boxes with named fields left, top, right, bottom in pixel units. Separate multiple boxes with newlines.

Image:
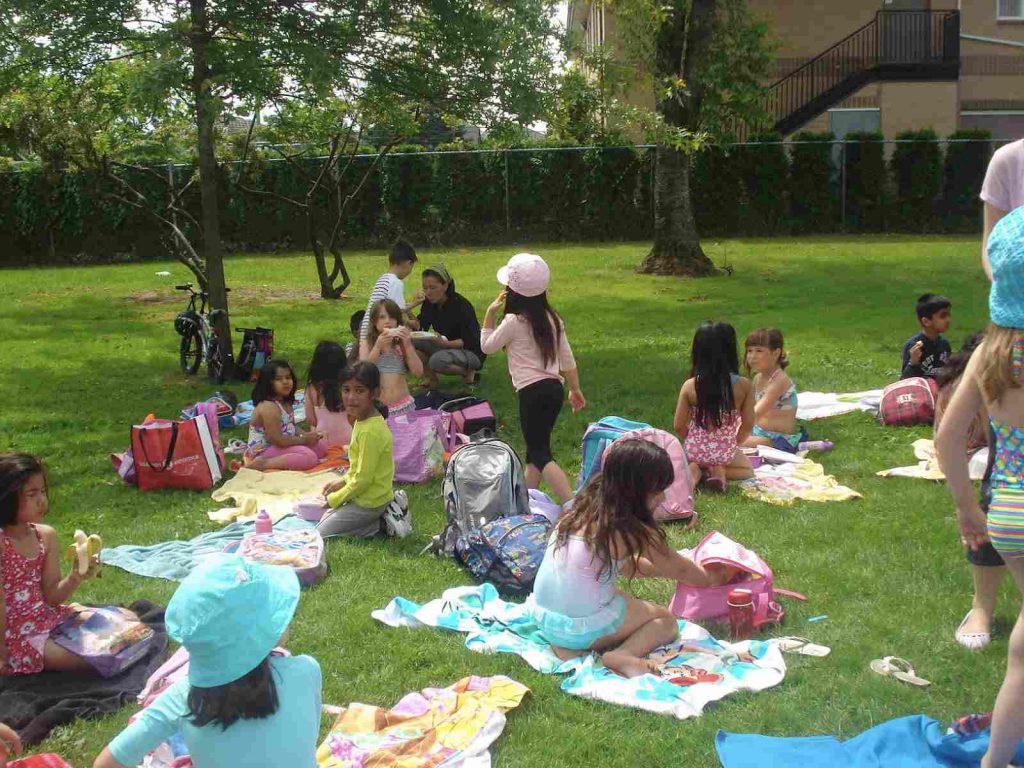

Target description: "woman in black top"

left=415, top=264, right=486, bottom=387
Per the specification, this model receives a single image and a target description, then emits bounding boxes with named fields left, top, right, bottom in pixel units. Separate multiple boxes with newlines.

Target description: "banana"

left=64, top=529, right=103, bottom=577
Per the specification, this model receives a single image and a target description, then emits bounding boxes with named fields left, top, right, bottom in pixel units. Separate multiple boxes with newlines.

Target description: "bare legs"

left=526, top=461, right=573, bottom=504
left=982, top=559, right=1024, bottom=768
left=549, top=594, right=679, bottom=678
left=961, top=565, right=1007, bottom=640
left=43, top=639, right=95, bottom=673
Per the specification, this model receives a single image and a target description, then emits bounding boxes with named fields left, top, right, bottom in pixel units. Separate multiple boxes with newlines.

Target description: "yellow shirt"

left=326, top=414, right=394, bottom=509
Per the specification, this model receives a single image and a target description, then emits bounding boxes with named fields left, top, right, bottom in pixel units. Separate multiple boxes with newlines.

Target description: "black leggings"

left=518, top=378, right=564, bottom=470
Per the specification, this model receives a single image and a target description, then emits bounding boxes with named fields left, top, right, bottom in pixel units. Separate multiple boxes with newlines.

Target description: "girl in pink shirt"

left=481, top=253, right=586, bottom=502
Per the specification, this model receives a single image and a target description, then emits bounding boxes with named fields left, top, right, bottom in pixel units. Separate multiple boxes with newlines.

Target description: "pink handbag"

left=388, top=410, right=446, bottom=483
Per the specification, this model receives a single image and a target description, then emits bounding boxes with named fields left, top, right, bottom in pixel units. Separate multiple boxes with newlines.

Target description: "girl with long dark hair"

left=674, top=322, right=755, bottom=492
left=481, top=253, right=585, bottom=503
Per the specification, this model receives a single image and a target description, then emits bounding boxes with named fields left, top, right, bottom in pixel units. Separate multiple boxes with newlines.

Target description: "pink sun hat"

left=496, top=253, right=550, bottom=297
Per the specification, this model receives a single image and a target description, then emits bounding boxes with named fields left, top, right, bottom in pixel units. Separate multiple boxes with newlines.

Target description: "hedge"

left=0, top=132, right=1000, bottom=266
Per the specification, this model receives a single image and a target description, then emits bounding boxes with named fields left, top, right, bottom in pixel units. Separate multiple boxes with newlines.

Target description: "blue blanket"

left=102, top=516, right=314, bottom=581
left=716, top=715, right=1024, bottom=767
left=374, top=584, right=787, bottom=719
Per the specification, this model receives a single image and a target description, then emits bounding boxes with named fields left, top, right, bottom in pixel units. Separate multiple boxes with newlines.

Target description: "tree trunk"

left=640, top=145, right=717, bottom=276
left=640, top=0, right=721, bottom=277
left=190, top=0, right=233, bottom=360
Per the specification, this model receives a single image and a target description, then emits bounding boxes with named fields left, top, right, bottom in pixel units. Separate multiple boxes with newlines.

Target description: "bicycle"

left=173, top=283, right=233, bottom=383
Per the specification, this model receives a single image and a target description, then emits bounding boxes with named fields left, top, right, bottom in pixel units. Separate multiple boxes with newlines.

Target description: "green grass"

left=0, top=236, right=1006, bottom=766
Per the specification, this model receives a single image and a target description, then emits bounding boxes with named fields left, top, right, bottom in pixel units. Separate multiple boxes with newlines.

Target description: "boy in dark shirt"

left=901, top=293, right=952, bottom=379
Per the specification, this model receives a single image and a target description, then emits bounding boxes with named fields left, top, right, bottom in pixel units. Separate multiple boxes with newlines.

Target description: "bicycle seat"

left=174, top=283, right=194, bottom=291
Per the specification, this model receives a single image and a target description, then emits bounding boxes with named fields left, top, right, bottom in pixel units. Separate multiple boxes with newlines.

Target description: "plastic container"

left=254, top=510, right=273, bottom=534
left=294, top=498, right=327, bottom=523
left=726, top=588, right=755, bottom=640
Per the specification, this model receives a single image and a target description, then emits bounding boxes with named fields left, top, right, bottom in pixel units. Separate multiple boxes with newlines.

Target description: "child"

left=481, top=253, right=586, bottom=503
left=527, top=439, right=727, bottom=678
left=92, top=555, right=322, bottom=768
left=357, top=240, right=423, bottom=343
left=245, top=359, right=324, bottom=471
left=674, top=322, right=755, bottom=492
left=902, top=293, right=952, bottom=380
left=934, top=332, right=988, bottom=455
left=346, top=310, right=365, bottom=363
left=305, top=341, right=352, bottom=450
left=0, top=453, right=98, bottom=676
left=319, top=362, right=408, bottom=539
left=742, top=328, right=805, bottom=453
left=360, top=299, right=424, bottom=416
left=937, top=208, right=1024, bottom=768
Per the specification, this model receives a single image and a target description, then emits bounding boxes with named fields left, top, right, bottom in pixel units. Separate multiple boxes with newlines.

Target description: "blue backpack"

left=454, top=514, right=551, bottom=598
left=576, top=416, right=652, bottom=492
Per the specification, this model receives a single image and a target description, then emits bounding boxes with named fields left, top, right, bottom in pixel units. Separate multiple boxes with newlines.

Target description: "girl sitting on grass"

left=674, top=322, right=755, bottom=492
left=359, top=299, right=423, bottom=417
left=319, top=362, right=408, bottom=539
left=305, top=341, right=352, bottom=450
left=246, top=359, right=324, bottom=471
left=1, top=453, right=99, bottom=676
left=742, top=328, right=805, bottom=453
left=527, top=439, right=729, bottom=678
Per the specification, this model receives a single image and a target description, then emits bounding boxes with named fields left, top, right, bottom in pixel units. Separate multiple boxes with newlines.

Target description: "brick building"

left=567, top=0, right=1024, bottom=139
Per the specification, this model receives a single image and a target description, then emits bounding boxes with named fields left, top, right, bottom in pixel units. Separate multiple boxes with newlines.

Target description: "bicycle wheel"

left=180, top=328, right=202, bottom=375
left=207, top=336, right=232, bottom=384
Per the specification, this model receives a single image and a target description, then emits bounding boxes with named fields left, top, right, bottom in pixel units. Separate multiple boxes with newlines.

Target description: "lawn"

left=0, top=236, right=1005, bottom=766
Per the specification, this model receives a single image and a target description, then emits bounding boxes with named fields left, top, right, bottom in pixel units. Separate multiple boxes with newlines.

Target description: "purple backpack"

left=669, top=531, right=805, bottom=628
left=388, top=410, right=446, bottom=483
left=606, top=428, right=695, bottom=523
left=52, top=606, right=156, bottom=677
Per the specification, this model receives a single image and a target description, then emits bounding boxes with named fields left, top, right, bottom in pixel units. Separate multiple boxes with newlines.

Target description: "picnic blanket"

left=210, top=467, right=344, bottom=523
left=317, top=675, right=528, bottom=768
left=877, top=439, right=989, bottom=482
left=0, top=600, right=170, bottom=747
left=716, top=714, right=1024, bottom=767
left=743, top=456, right=861, bottom=506
left=102, top=516, right=315, bottom=581
left=797, top=390, right=883, bottom=421
left=372, top=584, right=786, bottom=719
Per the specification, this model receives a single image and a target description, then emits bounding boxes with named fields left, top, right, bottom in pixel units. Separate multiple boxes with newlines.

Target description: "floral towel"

left=372, top=584, right=786, bottom=719
left=742, top=457, right=861, bottom=506
left=317, top=675, right=528, bottom=768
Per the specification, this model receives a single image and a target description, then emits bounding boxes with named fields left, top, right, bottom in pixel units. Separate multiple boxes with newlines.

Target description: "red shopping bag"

left=11, top=756, right=73, bottom=768
left=131, top=410, right=223, bottom=492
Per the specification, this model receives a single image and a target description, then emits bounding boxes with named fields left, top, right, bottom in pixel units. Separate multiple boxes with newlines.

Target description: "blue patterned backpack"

left=454, top=514, right=551, bottom=598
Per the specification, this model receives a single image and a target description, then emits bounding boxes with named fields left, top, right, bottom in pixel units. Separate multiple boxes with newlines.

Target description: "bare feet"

left=602, top=649, right=660, bottom=678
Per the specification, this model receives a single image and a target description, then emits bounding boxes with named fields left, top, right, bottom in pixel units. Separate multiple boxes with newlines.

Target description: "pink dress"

left=685, top=411, right=740, bottom=466
left=1, top=526, right=73, bottom=675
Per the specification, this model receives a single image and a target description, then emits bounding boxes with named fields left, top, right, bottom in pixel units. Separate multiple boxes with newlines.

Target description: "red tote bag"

left=131, top=413, right=223, bottom=492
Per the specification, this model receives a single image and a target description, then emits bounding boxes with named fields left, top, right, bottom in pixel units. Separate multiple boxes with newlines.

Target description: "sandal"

left=955, top=610, right=991, bottom=651
left=869, top=656, right=930, bottom=687
left=775, top=636, right=831, bottom=657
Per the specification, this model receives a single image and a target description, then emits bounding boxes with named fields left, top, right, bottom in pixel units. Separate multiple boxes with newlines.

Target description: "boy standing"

left=357, top=240, right=423, bottom=343
left=901, top=293, right=952, bottom=379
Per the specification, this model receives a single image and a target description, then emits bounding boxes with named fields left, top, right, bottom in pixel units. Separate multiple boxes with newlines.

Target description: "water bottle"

left=798, top=440, right=834, bottom=452
left=254, top=510, right=273, bottom=535
left=727, top=588, right=755, bottom=641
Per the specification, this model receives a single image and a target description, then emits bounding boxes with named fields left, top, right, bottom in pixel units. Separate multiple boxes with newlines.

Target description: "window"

left=998, top=0, right=1024, bottom=20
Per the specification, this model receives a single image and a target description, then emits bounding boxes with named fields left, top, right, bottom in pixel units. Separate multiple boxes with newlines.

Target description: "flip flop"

left=775, top=636, right=831, bottom=657
left=955, top=610, right=991, bottom=651
left=869, top=656, right=930, bottom=687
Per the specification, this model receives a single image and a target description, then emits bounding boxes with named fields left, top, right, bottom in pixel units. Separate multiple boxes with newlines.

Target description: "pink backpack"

left=669, top=531, right=805, bottom=628
left=879, top=377, right=938, bottom=427
left=606, top=428, right=695, bottom=523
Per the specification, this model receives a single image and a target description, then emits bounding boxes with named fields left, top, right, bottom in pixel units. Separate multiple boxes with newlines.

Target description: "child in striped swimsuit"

left=937, top=205, right=1024, bottom=768
left=360, top=299, right=423, bottom=416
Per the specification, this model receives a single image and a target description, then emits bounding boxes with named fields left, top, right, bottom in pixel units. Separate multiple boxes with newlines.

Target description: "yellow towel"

left=210, top=467, right=345, bottom=523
